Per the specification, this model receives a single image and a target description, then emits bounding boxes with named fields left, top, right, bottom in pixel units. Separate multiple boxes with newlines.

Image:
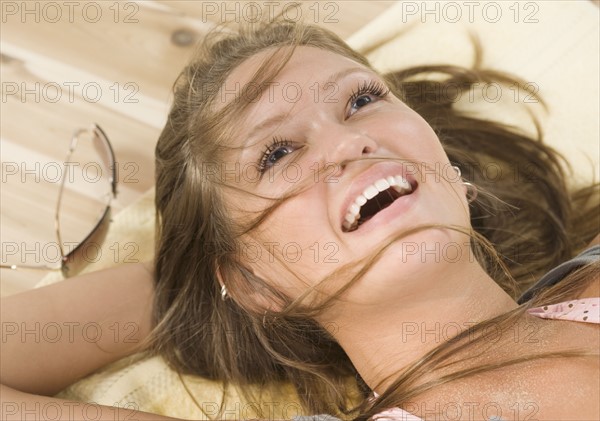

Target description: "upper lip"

left=338, top=161, right=418, bottom=232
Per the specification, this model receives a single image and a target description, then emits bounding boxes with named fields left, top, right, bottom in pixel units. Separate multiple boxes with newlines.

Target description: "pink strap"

left=372, top=407, right=423, bottom=421
left=527, top=297, right=600, bottom=324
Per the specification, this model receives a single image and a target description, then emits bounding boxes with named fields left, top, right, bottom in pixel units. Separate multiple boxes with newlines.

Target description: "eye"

left=258, top=137, right=297, bottom=174
left=347, top=80, right=390, bottom=117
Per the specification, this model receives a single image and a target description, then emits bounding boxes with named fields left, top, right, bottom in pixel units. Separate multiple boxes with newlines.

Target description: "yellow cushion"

left=346, top=0, right=599, bottom=183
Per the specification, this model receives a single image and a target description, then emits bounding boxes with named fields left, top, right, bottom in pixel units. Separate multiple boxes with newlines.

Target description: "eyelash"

left=347, top=80, right=390, bottom=115
left=257, top=79, right=390, bottom=174
left=258, top=136, right=294, bottom=174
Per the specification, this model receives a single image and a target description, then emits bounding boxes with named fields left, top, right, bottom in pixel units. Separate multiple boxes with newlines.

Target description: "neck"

left=325, top=261, right=519, bottom=394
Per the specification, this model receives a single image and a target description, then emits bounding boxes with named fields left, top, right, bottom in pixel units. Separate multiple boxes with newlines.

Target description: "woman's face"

left=220, top=46, right=471, bottom=311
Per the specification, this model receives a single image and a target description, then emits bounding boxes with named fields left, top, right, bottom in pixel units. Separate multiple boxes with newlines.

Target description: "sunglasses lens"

left=58, top=128, right=114, bottom=277
left=92, top=126, right=116, bottom=189
left=61, top=208, right=112, bottom=277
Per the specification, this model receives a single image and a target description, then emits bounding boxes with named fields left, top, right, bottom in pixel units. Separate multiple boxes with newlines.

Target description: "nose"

left=324, top=125, right=379, bottom=172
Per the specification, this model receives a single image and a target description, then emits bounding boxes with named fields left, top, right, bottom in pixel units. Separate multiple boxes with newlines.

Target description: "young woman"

left=2, top=19, right=599, bottom=421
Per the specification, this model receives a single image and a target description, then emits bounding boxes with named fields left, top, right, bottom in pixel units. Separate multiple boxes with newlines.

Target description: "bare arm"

left=0, top=262, right=155, bottom=395
left=0, top=384, right=178, bottom=420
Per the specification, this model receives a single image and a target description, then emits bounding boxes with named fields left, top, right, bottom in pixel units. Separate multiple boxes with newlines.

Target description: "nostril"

left=362, top=146, right=372, bottom=154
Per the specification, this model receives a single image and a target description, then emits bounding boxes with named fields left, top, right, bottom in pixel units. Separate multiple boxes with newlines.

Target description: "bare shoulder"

left=410, top=355, right=599, bottom=421
left=577, top=272, right=600, bottom=299
left=587, top=233, right=600, bottom=248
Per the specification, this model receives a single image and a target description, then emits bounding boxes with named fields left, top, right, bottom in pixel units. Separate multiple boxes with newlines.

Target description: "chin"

left=366, top=226, right=473, bottom=279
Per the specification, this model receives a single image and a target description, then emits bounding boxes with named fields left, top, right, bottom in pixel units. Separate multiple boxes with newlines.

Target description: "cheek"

left=371, top=106, right=446, bottom=159
left=400, top=116, right=443, bottom=155
left=247, top=191, right=342, bottom=294
left=369, top=108, right=468, bottom=215
left=389, top=116, right=452, bottom=180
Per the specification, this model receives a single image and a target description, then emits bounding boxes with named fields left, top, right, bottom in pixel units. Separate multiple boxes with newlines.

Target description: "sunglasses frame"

left=1, top=123, right=117, bottom=277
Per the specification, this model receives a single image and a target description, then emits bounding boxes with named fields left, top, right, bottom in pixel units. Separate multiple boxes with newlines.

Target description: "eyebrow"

left=243, top=67, right=370, bottom=146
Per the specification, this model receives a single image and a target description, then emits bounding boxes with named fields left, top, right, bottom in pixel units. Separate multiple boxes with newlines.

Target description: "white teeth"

left=396, top=176, right=411, bottom=190
left=363, top=185, right=379, bottom=200
left=374, top=179, right=390, bottom=191
left=356, top=195, right=367, bottom=206
left=342, top=174, right=414, bottom=232
left=391, top=175, right=411, bottom=193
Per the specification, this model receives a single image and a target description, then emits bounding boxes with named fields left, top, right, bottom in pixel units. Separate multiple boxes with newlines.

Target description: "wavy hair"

left=150, top=17, right=599, bottom=418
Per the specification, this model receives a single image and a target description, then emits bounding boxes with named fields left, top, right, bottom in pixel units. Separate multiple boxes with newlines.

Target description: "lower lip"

left=345, top=185, right=419, bottom=235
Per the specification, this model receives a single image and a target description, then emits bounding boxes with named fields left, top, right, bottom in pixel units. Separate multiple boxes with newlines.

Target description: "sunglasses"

left=1, top=124, right=117, bottom=278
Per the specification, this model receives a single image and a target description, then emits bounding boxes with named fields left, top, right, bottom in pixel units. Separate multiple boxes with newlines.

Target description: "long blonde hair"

left=151, top=17, right=599, bottom=417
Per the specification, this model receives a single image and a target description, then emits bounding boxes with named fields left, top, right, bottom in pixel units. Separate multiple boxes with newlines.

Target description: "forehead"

left=218, top=46, right=369, bottom=141
left=224, top=45, right=364, bottom=92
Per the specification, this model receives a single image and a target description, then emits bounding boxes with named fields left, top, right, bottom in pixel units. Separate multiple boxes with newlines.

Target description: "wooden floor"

left=0, top=1, right=396, bottom=296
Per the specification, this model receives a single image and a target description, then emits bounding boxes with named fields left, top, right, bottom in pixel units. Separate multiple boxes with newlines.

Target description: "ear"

left=217, top=263, right=283, bottom=313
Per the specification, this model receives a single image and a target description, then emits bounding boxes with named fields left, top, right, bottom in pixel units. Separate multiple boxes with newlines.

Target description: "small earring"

left=452, top=165, right=477, bottom=203
left=262, top=311, right=277, bottom=329
left=452, top=165, right=461, bottom=178
left=220, top=284, right=228, bottom=301
left=463, top=181, right=478, bottom=203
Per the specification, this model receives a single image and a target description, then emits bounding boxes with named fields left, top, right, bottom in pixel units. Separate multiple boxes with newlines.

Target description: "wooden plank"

left=1, top=0, right=395, bottom=295
left=155, top=1, right=396, bottom=39
left=1, top=1, right=210, bottom=102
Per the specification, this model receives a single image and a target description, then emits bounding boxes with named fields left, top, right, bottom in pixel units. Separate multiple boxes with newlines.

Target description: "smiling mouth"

left=342, top=175, right=416, bottom=233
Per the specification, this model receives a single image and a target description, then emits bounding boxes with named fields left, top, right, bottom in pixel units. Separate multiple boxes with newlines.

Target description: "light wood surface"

left=1, top=1, right=396, bottom=296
